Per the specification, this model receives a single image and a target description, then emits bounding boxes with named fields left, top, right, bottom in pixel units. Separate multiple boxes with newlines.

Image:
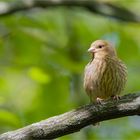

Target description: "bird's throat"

left=90, top=54, right=94, bottom=63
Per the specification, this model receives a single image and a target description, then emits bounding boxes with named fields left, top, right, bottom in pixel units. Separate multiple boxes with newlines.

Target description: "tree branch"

left=0, top=93, right=140, bottom=140
left=0, top=0, right=139, bottom=22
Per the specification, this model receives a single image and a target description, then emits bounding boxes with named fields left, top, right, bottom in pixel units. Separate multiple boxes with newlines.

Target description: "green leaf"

left=28, top=67, right=51, bottom=84
left=0, top=109, right=21, bottom=128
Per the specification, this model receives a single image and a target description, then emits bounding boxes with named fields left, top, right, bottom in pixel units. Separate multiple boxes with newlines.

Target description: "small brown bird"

left=84, top=40, right=127, bottom=103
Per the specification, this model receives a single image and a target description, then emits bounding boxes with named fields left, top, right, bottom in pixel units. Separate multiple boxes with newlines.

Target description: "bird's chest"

left=84, top=60, right=104, bottom=91
left=84, top=59, right=122, bottom=97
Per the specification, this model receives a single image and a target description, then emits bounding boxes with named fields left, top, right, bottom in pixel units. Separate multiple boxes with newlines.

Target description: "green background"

left=0, top=0, right=140, bottom=140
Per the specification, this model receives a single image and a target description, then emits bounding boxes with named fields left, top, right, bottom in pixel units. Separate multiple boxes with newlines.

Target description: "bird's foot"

left=111, top=95, right=121, bottom=101
left=96, top=97, right=103, bottom=104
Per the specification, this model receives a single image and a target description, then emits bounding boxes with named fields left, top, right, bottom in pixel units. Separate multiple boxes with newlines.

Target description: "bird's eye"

left=98, top=45, right=104, bottom=48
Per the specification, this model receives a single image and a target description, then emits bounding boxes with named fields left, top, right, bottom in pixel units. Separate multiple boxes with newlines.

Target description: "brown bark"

left=0, top=0, right=139, bottom=22
left=0, top=93, right=140, bottom=140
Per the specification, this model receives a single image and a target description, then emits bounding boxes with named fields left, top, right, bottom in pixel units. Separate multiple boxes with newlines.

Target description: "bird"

left=84, top=40, right=127, bottom=103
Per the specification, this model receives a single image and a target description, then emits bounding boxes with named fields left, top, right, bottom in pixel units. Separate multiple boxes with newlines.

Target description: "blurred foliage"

left=0, top=0, right=140, bottom=140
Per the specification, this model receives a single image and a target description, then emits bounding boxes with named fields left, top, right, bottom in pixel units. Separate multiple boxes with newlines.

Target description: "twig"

left=0, top=93, right=140, bottom=140
left=0, top=0, right=139, bottom=22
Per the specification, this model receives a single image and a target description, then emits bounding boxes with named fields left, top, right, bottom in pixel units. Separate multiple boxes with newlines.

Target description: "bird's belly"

left=84, top=63, right=125, bottom=101
left=86, top=77, right=114, bottom=101
left=84, top=68, right=104, bottom=99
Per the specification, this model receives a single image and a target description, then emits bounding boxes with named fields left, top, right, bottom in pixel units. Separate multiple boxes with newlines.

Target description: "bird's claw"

left=111, top=95, right=121, bottom=101
left=96, top=97, right=103, bottom=104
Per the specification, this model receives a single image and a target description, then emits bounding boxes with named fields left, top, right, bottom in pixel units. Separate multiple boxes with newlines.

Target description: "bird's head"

left=88, top=40, right=117, bottom=59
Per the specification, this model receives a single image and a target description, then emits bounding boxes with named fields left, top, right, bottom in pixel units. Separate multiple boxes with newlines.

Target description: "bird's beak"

left=88, top=47, right=96, bottom=53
